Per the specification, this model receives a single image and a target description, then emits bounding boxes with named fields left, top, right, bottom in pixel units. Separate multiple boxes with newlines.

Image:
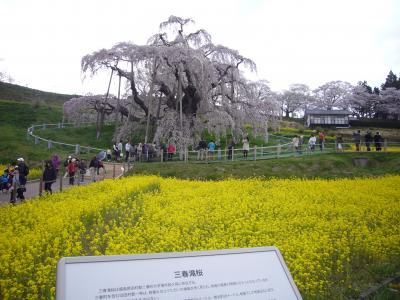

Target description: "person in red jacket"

left=67, top=158, right=77, bottom=185
left=167, top=143, right=176, bottom=161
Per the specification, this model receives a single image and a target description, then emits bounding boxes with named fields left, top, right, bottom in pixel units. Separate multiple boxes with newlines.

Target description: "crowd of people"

left=1, top=158, right=29, bottom=204
left=1, top=154, right=108, bottom=203
left=108, top=140, right=177, bottom=162
left=1, top=130, right=387, bottom=203
left=301, top=130, right=384, bottom=153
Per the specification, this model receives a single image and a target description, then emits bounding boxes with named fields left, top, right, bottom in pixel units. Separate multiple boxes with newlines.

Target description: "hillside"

left=0, top=81, right=77, bottom=104
left=0, top=82, right=78, bottom=164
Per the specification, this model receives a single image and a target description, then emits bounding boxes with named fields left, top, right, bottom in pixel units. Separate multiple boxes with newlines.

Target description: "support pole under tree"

left=59, top=170, right=63, bottom=192
left=113, top=163, right=116, bottom=179
left=97, top=69, right=114, bottom=140
left=145, top=60, right=157, bottom=144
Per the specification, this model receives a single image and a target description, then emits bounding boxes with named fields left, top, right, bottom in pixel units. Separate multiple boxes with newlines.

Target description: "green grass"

left=0, top=100, right=66, bottom=165
left=37, top=124, right=115, bottom=149
left=0, top=81, right=77, bottom=105
left=131, top=152, right=400, bottom=180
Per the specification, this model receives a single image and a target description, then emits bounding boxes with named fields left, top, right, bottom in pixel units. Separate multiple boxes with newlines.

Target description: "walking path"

left=0, top=163, right=127, bottom=205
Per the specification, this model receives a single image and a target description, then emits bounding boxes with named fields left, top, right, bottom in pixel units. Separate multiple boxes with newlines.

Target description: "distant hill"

left=0, top=81, right=78, bottom=104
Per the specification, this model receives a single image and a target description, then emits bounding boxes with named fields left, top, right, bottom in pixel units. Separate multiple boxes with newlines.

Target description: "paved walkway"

left=0, top=163, right=127, bottom=205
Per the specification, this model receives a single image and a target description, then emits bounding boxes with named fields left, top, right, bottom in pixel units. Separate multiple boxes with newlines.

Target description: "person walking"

left=10, top=166, right=25, bottom=203
left=137, top=142, right=143, bottom=161
left=67, top=158, right=77, bottom=185
left=365, top=130, right=372, bottom=151
left=208, top=140, right=216, bottom=160
left=308, top=134, right=316, bottom=152
left=353, top=130, right=361, bottom=151
left=112, top=142, right=119, bottom=161
left=336, top=134, right=344, bottom=152
left=167, top=143, right=176, bottom=161
left=117, top=140, right=123, bottom=161
left=89, top=156, right=99, bottom=182
left=125, top=141, right=131, bottom=162
left=228, top=140, right=235, bottom=160
left=242, top=137, right=250, bottom=158
left=43, top=160, right=57, bottom=194
left=161, top=142, right=167, bottom=162
left=292, top=135, right=300, bottom=153
left=374, top=132, right=383, bottom=151
left=51, top=154, right=61, bottom=176
left=299, top=135, right=304, bottom=153
left=318, top=131, right=325, bottom=151
left=106, top=149, right=112, bottom=162
left=78, top=159, right=87, bottom=183
left=198, top=138, right=207, bottom=160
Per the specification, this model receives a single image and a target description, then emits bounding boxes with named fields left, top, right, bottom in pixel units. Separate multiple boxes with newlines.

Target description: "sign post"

left=57, top=247, right=302, bottom=300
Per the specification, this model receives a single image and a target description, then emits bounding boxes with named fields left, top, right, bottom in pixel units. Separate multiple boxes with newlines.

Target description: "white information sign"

left=56, top=247, right=302, bottom=300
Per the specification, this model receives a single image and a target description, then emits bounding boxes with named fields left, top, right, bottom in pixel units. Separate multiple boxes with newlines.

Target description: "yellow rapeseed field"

left=0, top=175, right=399, bottom=299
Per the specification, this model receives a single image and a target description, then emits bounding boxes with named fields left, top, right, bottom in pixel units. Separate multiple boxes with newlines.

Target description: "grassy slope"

left=131, top=152, right=400, bottom=180
left=0, top=81, right=77, bottom=105
left=0, top=100, right=64, bottom=165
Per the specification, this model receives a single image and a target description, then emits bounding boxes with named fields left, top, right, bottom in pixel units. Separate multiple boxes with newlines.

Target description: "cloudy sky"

left=1, top=0, right=399, bottom=95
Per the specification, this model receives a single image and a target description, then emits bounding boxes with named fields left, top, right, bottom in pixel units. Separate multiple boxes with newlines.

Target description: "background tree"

left=279, top=83, right=314, bottom=117
left=381, top=70, right=400, bottom=90
left=313, top=80, right=353, bottom=110
left=349, top=81, right=379, bottom=118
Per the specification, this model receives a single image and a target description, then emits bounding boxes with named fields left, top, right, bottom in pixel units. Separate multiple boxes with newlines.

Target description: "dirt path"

left=0, top=163, right=127, bottom=205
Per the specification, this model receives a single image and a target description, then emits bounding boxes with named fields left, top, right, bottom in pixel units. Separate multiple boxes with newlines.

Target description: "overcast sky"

left=1, top=0, right=399, bottom=95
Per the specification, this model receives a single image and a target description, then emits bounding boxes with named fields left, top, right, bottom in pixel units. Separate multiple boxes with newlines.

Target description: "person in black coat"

left=374, top=132, right=382, bottom=151
left=43, top=160, right=57, bottom=194
left=365, top=130, right=373, bottom=151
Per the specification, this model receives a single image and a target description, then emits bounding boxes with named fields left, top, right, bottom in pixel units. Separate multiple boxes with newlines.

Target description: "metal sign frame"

left=56, top=246, right=302, bottom=300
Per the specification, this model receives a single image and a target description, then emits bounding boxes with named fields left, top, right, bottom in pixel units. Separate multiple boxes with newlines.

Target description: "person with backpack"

left=43, top=160, right=57, bottom=194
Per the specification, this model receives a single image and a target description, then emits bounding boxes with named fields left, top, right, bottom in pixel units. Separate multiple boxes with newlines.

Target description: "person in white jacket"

left=308, top=134, right=317, bottom=152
